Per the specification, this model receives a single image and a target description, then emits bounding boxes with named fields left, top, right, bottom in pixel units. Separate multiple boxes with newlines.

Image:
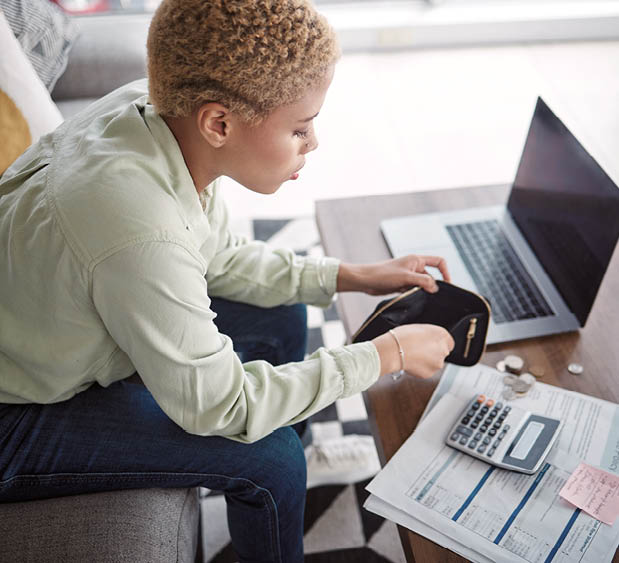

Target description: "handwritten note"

left=559, top=462, right=619, bottom=525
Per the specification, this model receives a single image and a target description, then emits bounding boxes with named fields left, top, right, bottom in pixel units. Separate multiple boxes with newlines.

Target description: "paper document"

left=365, top=363, right=619, bottom=563
left=560, top=462, right=619, bottom=525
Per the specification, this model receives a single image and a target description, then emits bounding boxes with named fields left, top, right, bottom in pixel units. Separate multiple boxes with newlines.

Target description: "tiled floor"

left=221, top=40, right=619, bottom=220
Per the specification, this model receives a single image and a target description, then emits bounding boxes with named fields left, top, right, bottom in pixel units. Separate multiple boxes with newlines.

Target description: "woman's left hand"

left=336, top=255, right=451, bottom=295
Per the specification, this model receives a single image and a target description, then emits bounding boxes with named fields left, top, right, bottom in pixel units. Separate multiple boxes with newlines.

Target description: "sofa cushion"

left=0, top=9, right=62, bottom=175
left=51, top=13, right=149, bottom=102
left=0, top=488, right=200, bottom=563
left=0, top=0, right=78, bottom=91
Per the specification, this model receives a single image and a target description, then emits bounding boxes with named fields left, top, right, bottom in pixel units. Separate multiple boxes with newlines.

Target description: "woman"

left=0, top=0, right=454, bottom=560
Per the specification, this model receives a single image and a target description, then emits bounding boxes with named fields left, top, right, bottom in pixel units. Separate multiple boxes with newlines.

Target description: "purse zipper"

left=463, top=317, right=478, bottom=358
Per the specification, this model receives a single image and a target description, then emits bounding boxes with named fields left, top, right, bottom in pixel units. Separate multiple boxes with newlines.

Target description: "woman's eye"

left=294, top=129, right=309, bottom=139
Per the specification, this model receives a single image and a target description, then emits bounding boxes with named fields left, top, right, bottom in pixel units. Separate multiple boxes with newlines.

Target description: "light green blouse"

left=0, top=80, right=380, bottom=442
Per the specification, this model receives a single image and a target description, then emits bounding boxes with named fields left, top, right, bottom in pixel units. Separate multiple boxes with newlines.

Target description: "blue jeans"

left=0, top=299, right=309, bottom=563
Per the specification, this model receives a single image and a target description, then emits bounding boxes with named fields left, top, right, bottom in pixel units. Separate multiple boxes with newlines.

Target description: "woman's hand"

left=336, top=255, right=451, bottom=295
left=373, top=324, right=455, bottom=379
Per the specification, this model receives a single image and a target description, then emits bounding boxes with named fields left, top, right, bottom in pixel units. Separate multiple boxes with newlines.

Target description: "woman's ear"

left=196, top=103, right=231, bottom=148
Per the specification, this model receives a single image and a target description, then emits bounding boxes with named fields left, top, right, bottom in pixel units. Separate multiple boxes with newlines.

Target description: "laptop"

left=380, top=97, right=619, bottom=344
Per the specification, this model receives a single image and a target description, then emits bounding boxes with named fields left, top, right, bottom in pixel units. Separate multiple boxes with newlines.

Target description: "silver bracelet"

left=388, top=329, right=405, bottom=381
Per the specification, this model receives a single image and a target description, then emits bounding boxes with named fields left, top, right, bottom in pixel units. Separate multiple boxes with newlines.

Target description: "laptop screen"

left=507, top=98, right=619, bottom=326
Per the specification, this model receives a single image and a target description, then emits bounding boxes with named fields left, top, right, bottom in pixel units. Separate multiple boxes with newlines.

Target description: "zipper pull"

left=463, top=318, right=478, bottom=358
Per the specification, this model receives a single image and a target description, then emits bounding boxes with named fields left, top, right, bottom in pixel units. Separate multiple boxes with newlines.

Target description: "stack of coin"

left=502, top=372, right=536, bottom=400
left=497, top=354, right=535, bottom=400
left=504, top=355, right=524, bottom=374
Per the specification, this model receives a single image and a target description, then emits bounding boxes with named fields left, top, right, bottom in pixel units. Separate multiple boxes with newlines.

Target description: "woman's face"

left=225, top=67, right=334, bottom=195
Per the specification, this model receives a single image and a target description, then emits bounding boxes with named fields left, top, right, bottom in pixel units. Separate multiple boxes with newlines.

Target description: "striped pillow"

left=0, top=0, right=78, bottom=91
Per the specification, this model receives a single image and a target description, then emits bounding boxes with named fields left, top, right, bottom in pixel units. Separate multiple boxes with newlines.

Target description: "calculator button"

left=482, top=436, right=491, bottom=445
left=486, top=399, right=495, bottom=407
left=466, top=409, right=475, bottom=417
left=503, top=424, right=510, bottom=431
left=470, top=422, right=479, bottom=429
left=498, top=414, right=507, bottom=422
left=488, top=428, right=497, bottom=436
left=459, top=437, right=468, bottom=445
left=480, top=425, right=488, bottom=432
left=468, top=440, right=478, bottom=449
left=498, top=429, right=508, bottom=439
left=476, top=395, right=486, bottom=403
left=488, top=447, right=496, bottom=457
left=493, top=439, right=501, bottom=448
left=488, top=411, right=497, bottom=418
left=485, top=418, right=493, bottom=426
left=480, top=406, right=489, bottom=414
left=477, top=445, right=486, bottom=454
left=493, top=421, right=501, bottom=429
left=474, top=432, right=482, bottom=441
left=450, top=433, right=460, bottom=441
left=471, top=402, right=480, bottom=410
left=461, top=416, right=471, bottom=424
left=456, top=426, right=473, bottom=436
left=496, top=402, right=503, bottom=409
left=504, top=406, right=511, bottom=413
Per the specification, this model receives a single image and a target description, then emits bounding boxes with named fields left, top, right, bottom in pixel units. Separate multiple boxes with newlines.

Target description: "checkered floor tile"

left=201, top=217, right=404, bottom=563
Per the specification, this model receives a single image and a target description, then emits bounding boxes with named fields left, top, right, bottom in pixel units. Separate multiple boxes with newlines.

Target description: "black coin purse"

left=351, top=281, right=491, bottom=366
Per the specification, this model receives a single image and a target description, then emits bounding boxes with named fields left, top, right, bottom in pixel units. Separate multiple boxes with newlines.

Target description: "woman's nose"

left=304, top=131, right=318, bottom=153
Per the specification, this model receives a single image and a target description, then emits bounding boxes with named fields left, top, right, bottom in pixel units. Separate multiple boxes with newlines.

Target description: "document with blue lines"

left=365, top=365, right=619, bottom=563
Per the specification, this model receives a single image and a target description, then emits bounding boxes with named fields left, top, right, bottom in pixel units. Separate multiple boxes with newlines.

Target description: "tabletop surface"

left=315, top=185, right=619, bottom=563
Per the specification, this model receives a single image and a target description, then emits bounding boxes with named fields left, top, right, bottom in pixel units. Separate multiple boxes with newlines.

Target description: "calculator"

left=445, top=394, right=563, bottom=474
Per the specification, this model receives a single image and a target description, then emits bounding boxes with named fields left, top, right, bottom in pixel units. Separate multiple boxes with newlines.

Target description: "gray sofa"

left=0, top=13, right=204, bottom=563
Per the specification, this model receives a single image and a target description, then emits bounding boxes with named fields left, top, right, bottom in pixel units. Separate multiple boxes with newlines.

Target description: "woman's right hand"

left=372, top=324, right=455, bottom=380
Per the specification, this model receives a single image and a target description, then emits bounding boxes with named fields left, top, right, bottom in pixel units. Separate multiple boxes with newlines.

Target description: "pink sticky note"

left=559, top=462, right=619, bottom=525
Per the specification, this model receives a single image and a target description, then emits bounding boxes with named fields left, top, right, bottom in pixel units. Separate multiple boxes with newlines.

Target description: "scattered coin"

left=504, top=354, right=524, bottom=374
left=519, top=373, right=536, bottom=386
left=501, top=388, right=517, bottom=401
left=529, top=365, right=545, bottom=378
left=568, top=363, right=584, bottom=375
left=503, top=374, right=518, bottom=386
left=512, top=378, right=532, bottom=393
left=496, top=360, right=506, bottom=372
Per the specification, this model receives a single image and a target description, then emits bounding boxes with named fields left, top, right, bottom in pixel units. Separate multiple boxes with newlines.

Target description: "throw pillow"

left=0, top=0, right=78, bottom=91
left=0, top=9, right=63, bottom=175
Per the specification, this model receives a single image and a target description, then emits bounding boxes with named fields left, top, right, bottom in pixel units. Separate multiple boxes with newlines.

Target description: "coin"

left=503, top=374, right=517, bottom=387
left=504, top=354, right=524, bottom=374
left=568, top=363, right=584, bottom=375
left=501, top=388, right=517, bottom=401
left=512, top=379, right=532, bottom=393
left=519, top=373, right=536, bottom=386
left=496, top=360, right=506, bottom=372
left=529, top=365, right=545, bottom=378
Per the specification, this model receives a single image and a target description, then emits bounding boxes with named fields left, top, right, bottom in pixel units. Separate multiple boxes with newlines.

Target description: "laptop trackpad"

left=381, top=216, right=452, bottom=254
left=382, top=216, right=474, bottom=288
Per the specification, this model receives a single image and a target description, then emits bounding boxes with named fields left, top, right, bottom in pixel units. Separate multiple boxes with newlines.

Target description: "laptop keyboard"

left=446, top=220, right=553, bottom=324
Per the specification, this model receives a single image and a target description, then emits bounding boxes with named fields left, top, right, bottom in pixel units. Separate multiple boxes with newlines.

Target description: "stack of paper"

left=365, top=363, right=619, bottom=563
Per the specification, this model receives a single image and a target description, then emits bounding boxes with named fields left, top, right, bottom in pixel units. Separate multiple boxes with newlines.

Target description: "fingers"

left=420, top=255, right=451, bottom=283
left=446, top=331, right=455, bottom=352
left=410, top=272, right=438, bottom=293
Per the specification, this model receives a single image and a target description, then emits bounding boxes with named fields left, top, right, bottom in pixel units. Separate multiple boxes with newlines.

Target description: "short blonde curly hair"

left=147, top=0, right=340, bottom=123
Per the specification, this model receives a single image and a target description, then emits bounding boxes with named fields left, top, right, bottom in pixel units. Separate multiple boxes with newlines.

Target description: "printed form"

left=365, top=364, right=619, bottom=563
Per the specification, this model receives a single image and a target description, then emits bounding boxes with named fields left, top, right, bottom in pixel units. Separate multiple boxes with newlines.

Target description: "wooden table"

left=315, top=184, right=619, bottom=563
